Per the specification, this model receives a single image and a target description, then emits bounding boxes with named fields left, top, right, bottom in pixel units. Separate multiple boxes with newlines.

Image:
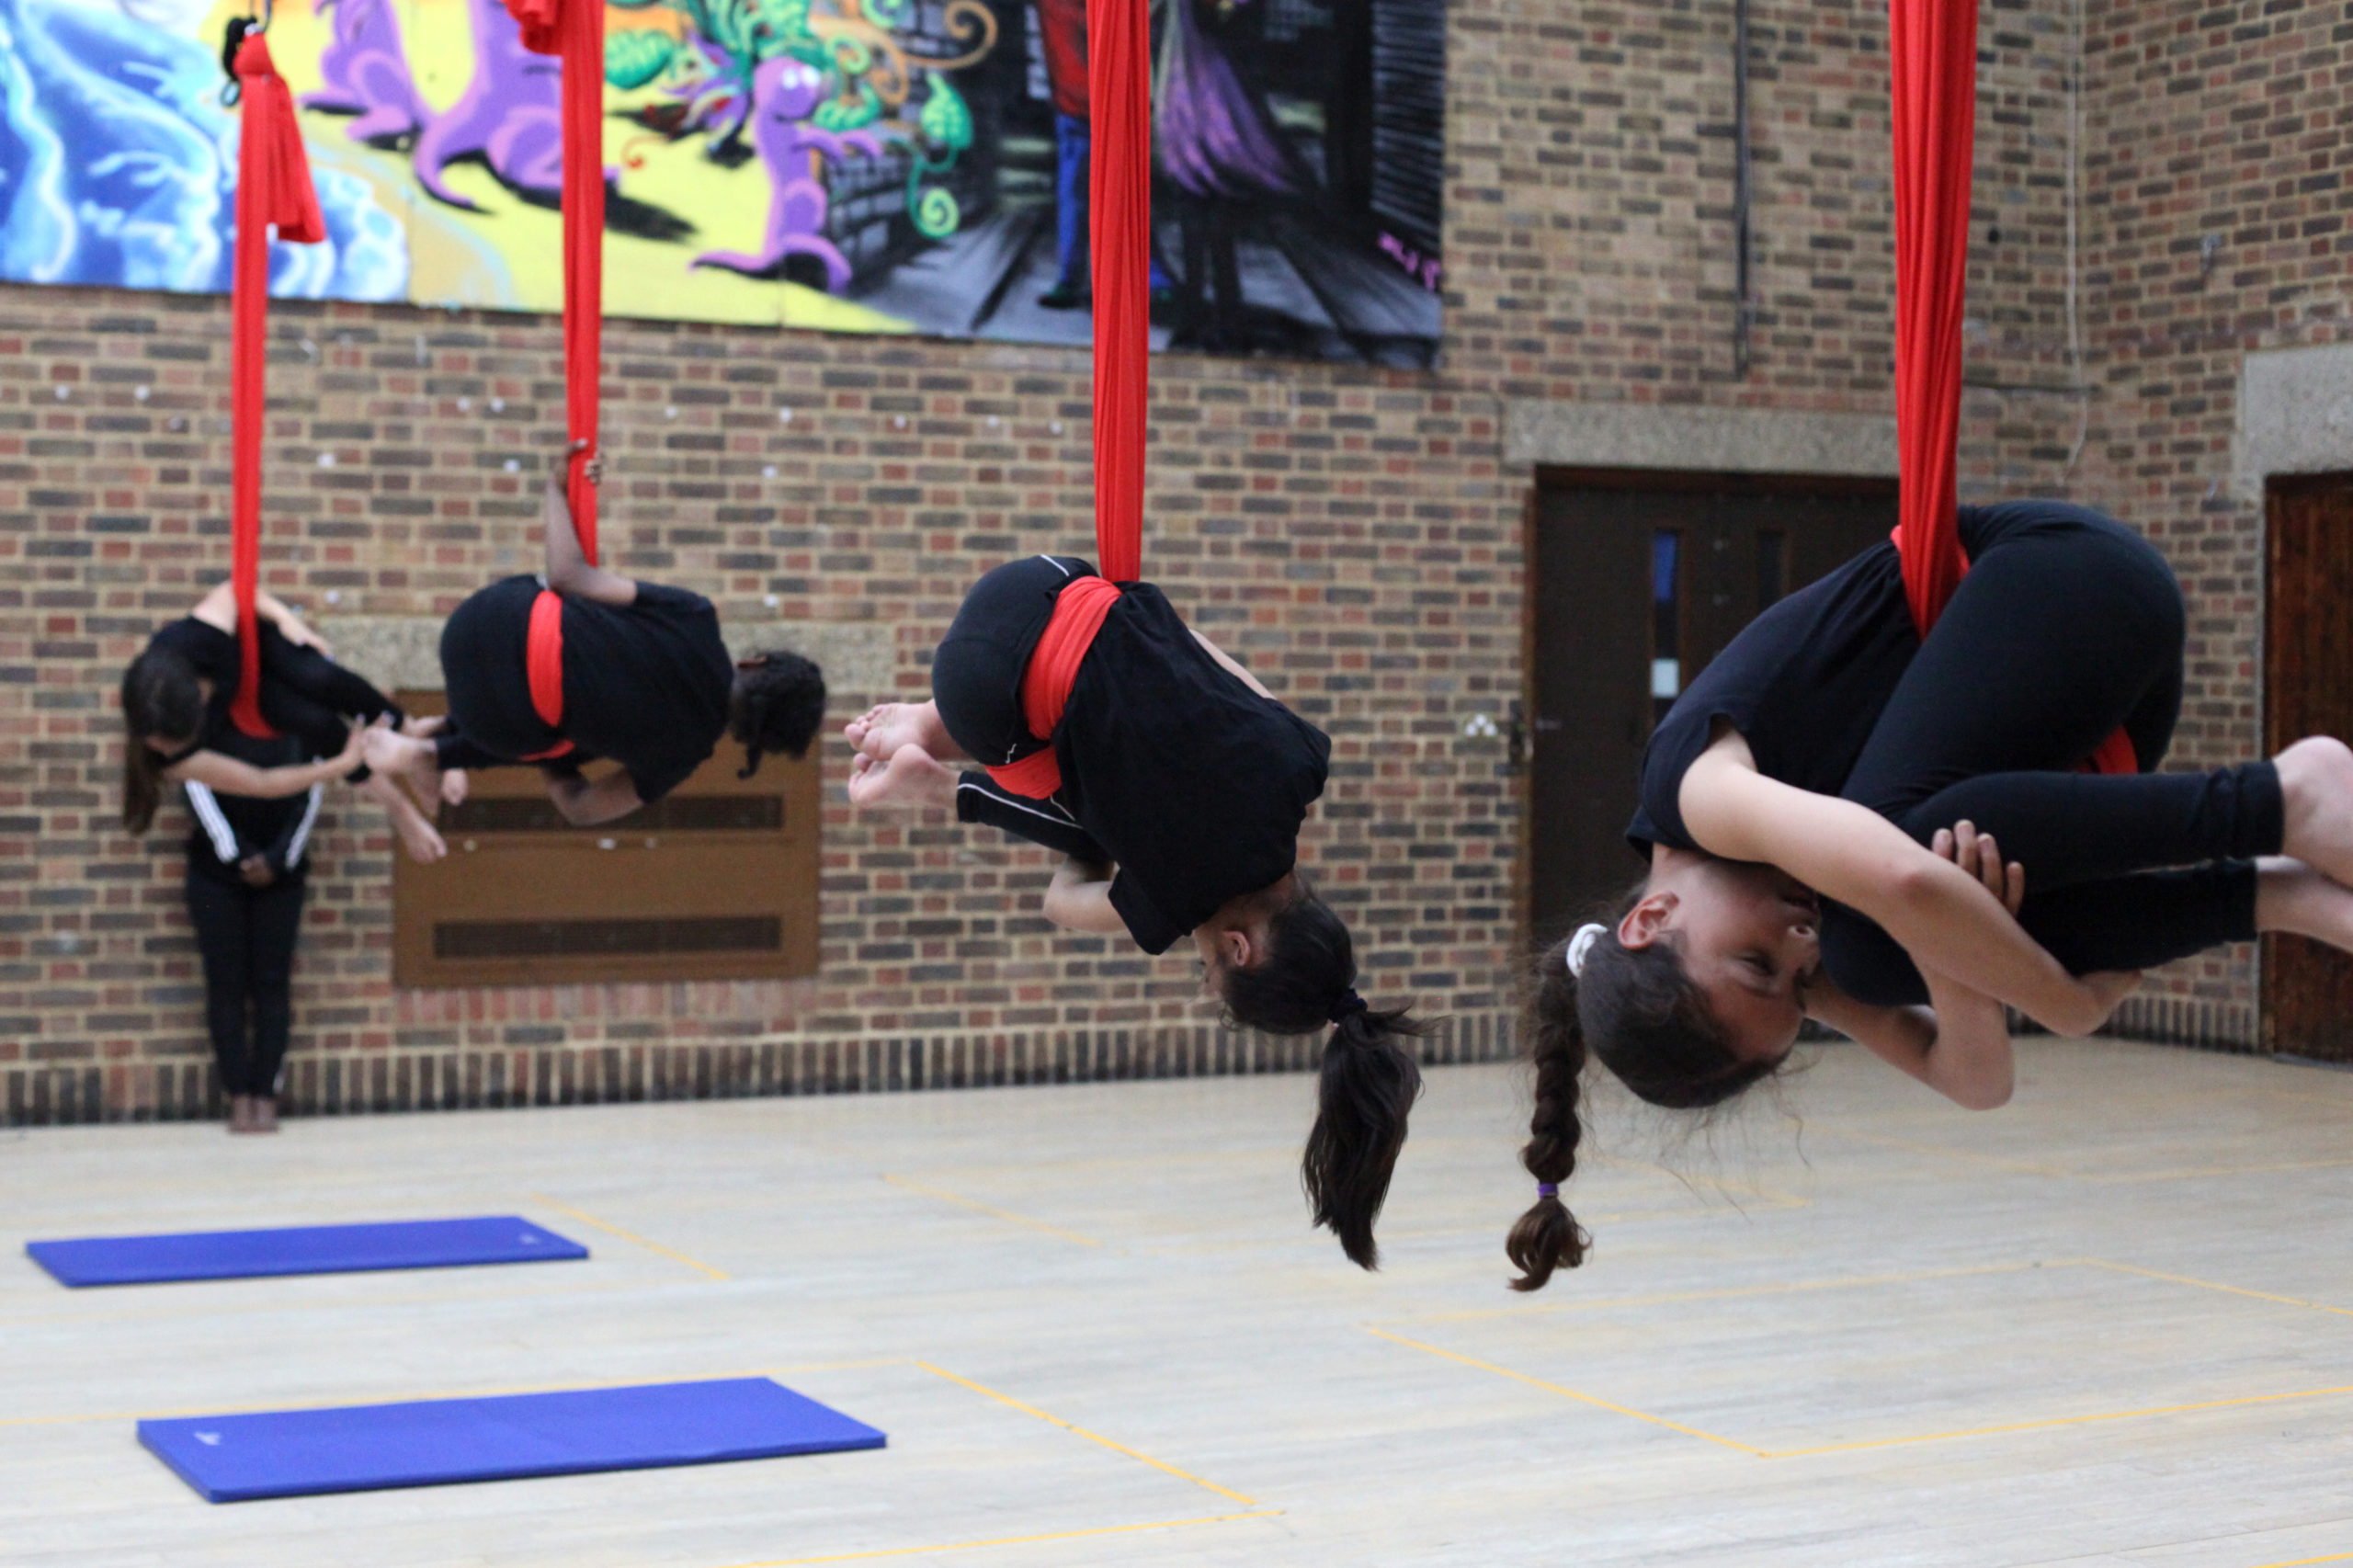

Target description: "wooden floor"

left=8, top=1038, right=2353, bottom=1567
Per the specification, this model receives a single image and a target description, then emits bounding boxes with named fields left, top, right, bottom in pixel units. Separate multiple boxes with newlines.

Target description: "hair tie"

left=1327, top=990, right=1369, bottom=1025
left=1564, top=923, right=1608, bottom=977
left=1536, top=1182, right=1559, bottom=1199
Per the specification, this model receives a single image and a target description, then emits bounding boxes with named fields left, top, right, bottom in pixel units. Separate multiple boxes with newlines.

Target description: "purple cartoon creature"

left=411, top=0, right=565, bottom=207
left=302, top=0, right=429, bottom=144
left=690, top=56, right=881, bottom=293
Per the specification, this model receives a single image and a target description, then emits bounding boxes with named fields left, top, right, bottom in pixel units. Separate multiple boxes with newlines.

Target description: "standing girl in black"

left=119, top=578, right=440, bottom=863
left=182, top=716, right=324, bottom=1133
left=364, top=448, right=829, bottom=824
left=1509, top=500, right=2353, bottom=1289
left=844, top=552, right=1427, bottom=1269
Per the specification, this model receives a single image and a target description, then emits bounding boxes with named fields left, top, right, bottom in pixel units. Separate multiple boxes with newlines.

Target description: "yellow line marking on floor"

left=0, top=1358, right=910, bottom=1429
left=1374, top=1255, right=2353, bottom=1459
left=2241, top=1552, right=2353, bottom=1568
left=2086, top=1259, right=2353, bottom=1317
left=708, top=1509, right=1286, bottom=1567
left=529, top=1193, right=731, bottom=1280
left=1814, top=1126, right=2353, bottom=1185
left=881, top=1176, right=1104, bottom=1249
left=915, top=1362, right=1258, bottom=1504
left=1383, top=1258, right=2064, bottom=1324
left=1758, top=1383, right=2353, bottom=1457
left=1359, top=1329, right=1767, bottom=1456
left=0, top=1277, right=661, bottom=1331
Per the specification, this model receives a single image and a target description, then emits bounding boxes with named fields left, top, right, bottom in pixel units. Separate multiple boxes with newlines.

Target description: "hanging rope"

left=1086, top=0, right=1149, bottom=584
left=227, top=28, right=325, bottom=738
left=1888, top=0, right=2133, bottom=774
left=503, top=0, right=604, bottom=564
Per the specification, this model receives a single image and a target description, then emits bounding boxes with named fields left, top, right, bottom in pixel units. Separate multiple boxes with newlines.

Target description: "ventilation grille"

left=441, top=797, right=784, bottom=834
left=434, top=917, right=783, bottom=960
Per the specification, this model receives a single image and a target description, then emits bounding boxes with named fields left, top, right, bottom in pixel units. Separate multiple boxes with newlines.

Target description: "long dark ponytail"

left=1221, top=890, right=1428, bottom=1269
left=120, top=649, right=206, bottom=835
left=1508, top=887, right=1778, bottom=1290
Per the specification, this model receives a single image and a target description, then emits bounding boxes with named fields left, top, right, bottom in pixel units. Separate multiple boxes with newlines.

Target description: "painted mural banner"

left=0, top=0, right=1442, bottom=362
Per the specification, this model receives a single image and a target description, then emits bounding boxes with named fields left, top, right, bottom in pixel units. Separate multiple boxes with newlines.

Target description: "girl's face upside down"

left=1620, top=853, right=1821, bottom=1066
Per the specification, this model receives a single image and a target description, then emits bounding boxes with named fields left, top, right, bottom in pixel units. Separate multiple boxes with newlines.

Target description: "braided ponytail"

left=1506, top=883, right=1780, bottom=1290
left=1508, top=940, right=1590, bottom=1290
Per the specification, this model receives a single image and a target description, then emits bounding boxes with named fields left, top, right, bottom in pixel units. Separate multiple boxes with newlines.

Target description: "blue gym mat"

left=25, top=1217, right=587, bottom=1288
left=139, top=1378, right=887, bottom=1502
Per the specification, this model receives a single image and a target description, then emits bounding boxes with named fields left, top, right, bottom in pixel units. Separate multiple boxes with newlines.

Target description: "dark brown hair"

left=729, top=650, right=827, bottom=778
left=1220, top=889, right=1428, bottom=1269
left=120, top=648, right=207, bottom=834
left=1506, top=887, right=1781, bottom=1290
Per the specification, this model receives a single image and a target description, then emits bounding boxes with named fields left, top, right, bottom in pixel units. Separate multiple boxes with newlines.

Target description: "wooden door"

left=2264, top=474, right=2353, bottom=1059
left=1527, top=474, right=1894, bottom=943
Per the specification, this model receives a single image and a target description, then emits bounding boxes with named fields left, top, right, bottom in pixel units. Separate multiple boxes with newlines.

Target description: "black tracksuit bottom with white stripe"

left=184, top=722, right=318, bottom=1098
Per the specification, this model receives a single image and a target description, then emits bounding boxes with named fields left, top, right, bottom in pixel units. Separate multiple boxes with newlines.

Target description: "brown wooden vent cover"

left=391, top=692, right=820, bottom=989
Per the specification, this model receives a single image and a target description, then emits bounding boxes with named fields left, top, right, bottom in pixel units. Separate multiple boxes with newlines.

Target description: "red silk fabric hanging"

left=1086, top=0, right=1148, bottom=584
left=1887, top=0, right=2133, bottom=774
left=503, top=0, right=604, bottom=564
left=227, top=32, right=326, bottom=738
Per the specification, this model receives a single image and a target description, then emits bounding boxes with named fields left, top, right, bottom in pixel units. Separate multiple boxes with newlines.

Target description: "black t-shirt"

left=1629, top=504, right=2068, bottom=854
left=182, top=711, right=318, bottom=884
left=1051, top=585, right=1332, bottom=953
left=439, top=574, right=734, bottom=803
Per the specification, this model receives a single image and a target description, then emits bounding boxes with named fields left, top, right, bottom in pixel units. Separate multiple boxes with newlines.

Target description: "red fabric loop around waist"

left=521, top=589, right=574, bottom=761
left=983, top=575, right=1121, bottom=799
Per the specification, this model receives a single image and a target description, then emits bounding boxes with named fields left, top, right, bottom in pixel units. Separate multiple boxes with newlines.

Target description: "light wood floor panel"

left=6, top=1037, right=2353, bottom=1565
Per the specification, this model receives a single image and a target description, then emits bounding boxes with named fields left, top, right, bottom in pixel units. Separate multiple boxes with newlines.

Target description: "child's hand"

left=1930, top=820, right=2023, bottom=915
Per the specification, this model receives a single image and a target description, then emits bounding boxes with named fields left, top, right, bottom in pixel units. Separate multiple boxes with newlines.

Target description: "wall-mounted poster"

left=0, top=0, right=1442, bottom=363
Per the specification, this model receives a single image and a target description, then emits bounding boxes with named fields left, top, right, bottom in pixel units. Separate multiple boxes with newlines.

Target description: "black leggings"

left=1821, top=506, right=2283, bottom=1006
left=186, top=868, right=306, bottom=1096
left=254, top=626, right=402, bottom=780
left=933, top=555, right=1115, bottom=858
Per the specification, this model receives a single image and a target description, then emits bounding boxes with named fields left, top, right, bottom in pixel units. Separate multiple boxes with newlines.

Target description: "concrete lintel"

left=319, top=616, right=903, bottom=699
left=2239, top=344, right=2353, bottom=497
left=1506, top=400, right=1899, bottom=477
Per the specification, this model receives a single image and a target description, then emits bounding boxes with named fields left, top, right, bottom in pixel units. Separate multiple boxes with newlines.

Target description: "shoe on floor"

left=1037, top=281, right=1090, bottom=311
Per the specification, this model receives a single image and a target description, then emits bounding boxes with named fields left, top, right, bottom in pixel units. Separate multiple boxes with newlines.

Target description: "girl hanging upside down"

left=120, top=580, right=443, bottom=863
left=365, top=445, right=829, bottom=826
left=1511, top=500, right=2353, bottom=1290
left=844, top=553, right=1427, bottom=1268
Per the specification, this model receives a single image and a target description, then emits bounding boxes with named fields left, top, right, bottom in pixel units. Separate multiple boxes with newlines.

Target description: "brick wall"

left=5, top=0, right=2344, bottom=1120
left=0, top=294, right=1524, bottom=1122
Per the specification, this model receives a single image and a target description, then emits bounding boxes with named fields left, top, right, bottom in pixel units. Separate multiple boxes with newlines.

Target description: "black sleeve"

left=955, top=772, right=1109, bottom=862
left=435, top=727, right=510, bottom=772
left=256, top=626, right=402, bottom=726
left=150, top=618, right=238, bottom=684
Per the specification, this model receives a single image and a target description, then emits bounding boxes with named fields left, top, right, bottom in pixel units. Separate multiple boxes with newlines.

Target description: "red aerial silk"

left=504, top=0, right=604, bottom=564
left=1086, top=0, right=1148, bottom=585
left=1887, top=0, right=2134, bottom=775
left=520, top=588, right=575, bottom=760
left=227, top=33, right=325, bottom=737
left=984, top=575, right=1122, bottom=798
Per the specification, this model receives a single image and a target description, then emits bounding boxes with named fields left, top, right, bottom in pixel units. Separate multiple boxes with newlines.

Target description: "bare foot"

left=360, top=772, right=449, bottom=863
left=441, top=768, right=471, bottom=807
left=367, top=727, right=446, bottom=820
left=227, top=1095, right=255, bottom=1134
left=251, top=1096, right=278, bottom=1133
left=847, top=743, right=961, bottom=812
left=2277, top=737, right=2353, bottom=885
left=400, top=713, right=446, bottom=740
left=844, top=700, right=961, bottom=763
